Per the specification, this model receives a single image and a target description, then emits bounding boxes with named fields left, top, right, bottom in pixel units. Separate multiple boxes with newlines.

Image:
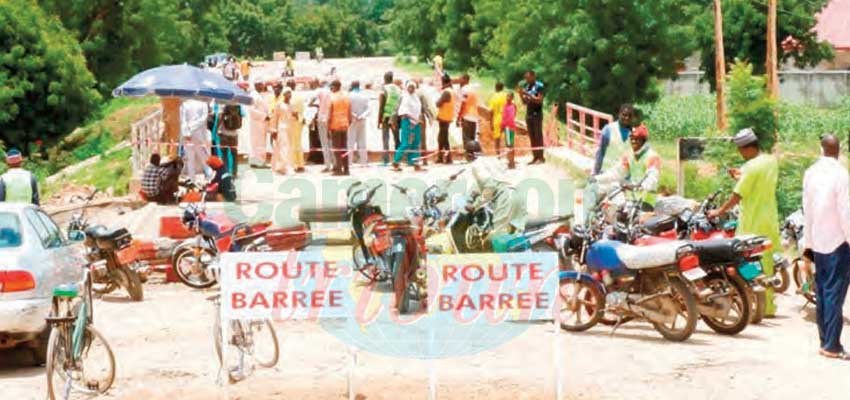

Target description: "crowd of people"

left=145, top=55, right=553, bottom=196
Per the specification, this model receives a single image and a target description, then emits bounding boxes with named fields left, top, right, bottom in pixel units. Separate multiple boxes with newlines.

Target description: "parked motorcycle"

left=641, top=191, right=788, bottom=324
left=557, top=224, right=704, bottom=342
left=782, top=210, right=816, bottom=304
left=171, top=194, right=308, bottom=288
left=67, top=190, right=145, bottom=301
left=345, top=181, right=425, bottom=314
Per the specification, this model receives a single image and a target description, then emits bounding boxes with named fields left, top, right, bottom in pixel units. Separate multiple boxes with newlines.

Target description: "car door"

left=34, top=209, right=85, bottom=288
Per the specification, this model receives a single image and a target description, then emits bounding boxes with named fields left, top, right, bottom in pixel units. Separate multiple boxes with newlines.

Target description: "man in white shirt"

left=180, top=99, right=210, bottom=178
left=802, top=133, right=850, bottom=360
left=392, top=81, right=422, bottom=171
left=348, top=81, right=370, bottom=167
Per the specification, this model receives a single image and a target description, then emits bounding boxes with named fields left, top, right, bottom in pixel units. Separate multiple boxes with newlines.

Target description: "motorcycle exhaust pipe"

left=756, top=275, right=783, bottom=289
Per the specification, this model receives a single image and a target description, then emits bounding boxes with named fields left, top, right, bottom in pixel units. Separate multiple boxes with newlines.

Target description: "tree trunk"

left=713, top=0, right=728, bottom=131
left=766, top=0, right=779, bottom=100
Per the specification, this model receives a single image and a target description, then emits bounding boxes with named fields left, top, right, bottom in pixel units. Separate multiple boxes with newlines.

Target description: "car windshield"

left=0, top=212, right=23, bottom=248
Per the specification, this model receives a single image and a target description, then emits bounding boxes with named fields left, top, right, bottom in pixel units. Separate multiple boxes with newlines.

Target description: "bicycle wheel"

left=246, top=320, right=279, bottom=368
left=46, top=326, right=115, bottom=400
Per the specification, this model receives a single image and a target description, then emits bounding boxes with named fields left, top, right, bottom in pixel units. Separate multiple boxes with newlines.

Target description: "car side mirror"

left=67, top=230, right=86, bottom=243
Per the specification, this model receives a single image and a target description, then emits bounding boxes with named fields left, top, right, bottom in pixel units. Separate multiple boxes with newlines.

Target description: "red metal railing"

left=564, top=102, right=613, bottom=157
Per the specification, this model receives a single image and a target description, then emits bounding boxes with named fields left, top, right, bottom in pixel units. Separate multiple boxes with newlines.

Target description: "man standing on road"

left=181, top=99, right=210, bottom=177
left=0, top=149, right=39, bottom=205
left=457, top=73, right=480, bottom=161
left=488, top=82, right=508, bottom=157
left=435, top=74, right=456, bottom=164
left=328, top=80, right=351, bottom=176
left=802, top=134, right=850, bottom=360
left=709, top=128, right=781, bottom=318
left=519, top=70, right=545, bottom=164
left=348, top=81, right=370, bottom=167
left=248, top=82, right=269, bottom=168
left=378, top=71, right=402, bottom=165
left=393, top=81, right=423, bottom=172
left=416, top=80, right=435, bottom=166
left=311, top=82, right=334, bottom=173
left=593, top=104, right=635, bottom=175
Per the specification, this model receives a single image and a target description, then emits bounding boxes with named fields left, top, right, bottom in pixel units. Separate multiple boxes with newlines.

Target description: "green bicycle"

left=45, top=264, right=116, bottom=400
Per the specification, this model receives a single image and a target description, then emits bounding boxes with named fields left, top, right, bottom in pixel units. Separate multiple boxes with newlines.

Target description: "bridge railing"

left=564, top=102, right=612, bottom=158
left=130, top=108, right=163, bottom=177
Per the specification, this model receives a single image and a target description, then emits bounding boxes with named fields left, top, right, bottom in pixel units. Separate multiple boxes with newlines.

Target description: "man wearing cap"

left=709, top=128, right=781, bottom=317
left=0, top=149, right=39, bottom=205
left=593, top=124, right=660, bottom=206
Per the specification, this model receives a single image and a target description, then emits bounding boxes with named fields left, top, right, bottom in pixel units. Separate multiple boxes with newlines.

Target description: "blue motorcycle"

left=557, top=224, right=704, bottom=342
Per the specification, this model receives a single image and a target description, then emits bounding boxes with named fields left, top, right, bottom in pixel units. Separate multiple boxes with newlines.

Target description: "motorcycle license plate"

left=682, top=267, right=708, bottom=281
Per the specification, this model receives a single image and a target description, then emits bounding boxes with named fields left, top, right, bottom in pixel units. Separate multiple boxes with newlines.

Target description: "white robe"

left=181, top=100, right=210, bottom=178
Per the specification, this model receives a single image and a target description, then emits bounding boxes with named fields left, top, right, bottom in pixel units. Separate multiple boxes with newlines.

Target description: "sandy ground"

left=3, top=271, right=849, bottom=400
left=5, top=58, right=850, bottom=399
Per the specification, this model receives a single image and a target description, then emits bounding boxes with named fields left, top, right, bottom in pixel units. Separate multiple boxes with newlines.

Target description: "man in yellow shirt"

left=488, top=82, right=508, bottom=156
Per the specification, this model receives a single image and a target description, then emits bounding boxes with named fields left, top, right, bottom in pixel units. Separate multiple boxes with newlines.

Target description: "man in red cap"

left=0, top=148, right=39, bottom=205
left=206, top=156, right=236, bottom=202
left=593, top=124, right=661, bottom=205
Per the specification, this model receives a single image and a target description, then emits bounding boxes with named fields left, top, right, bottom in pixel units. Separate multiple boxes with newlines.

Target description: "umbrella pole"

left=161, top=97, right=182, bottom=159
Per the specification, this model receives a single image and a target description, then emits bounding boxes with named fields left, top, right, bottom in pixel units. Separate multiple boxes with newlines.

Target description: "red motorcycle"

left=171, top=194, right=309, bottom=289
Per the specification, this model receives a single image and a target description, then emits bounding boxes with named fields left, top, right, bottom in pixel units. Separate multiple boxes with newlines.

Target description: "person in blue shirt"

left=593, top=104, right=636, bottom=175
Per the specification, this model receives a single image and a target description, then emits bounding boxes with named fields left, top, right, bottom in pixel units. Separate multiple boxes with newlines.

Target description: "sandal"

left=819, top=349, right=850, bottom=360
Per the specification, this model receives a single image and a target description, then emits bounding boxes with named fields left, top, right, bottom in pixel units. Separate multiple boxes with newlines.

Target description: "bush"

left=0, top=0, right=101, bottom=151
left=726, top=60, right=778, bottom=150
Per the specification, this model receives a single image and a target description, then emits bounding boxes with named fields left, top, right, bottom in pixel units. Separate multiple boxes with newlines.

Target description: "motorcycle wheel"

left=775, top=266, right=790, bottom=294
left=557, top=277, right=604, bottom=332
left=92, top=281, right=117, bottom=297
left=352, top=245, right=381, bottom=282
left=792, top=258, right=817, bottom=305
left=699, top=274, right=750, bottom=335
left=173, top=247, right=218, bottom=289
left=749, top=288, right=765, bottom=325
left=651, top=277, right=698, bottom=342
left=117, top=265, right=144, bottom=302
left=392, top=253, right=411, bottom=314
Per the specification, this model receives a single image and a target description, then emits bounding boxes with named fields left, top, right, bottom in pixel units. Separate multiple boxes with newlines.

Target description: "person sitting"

left=140, top=153, right=181, bottom=204
left=592, top=124, right=660, bottom=207
left=206, top=156, right=237, bottom=202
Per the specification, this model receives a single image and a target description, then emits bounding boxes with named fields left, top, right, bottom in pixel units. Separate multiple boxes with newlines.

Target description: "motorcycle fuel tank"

left=586, top=240, right=626, bottom=271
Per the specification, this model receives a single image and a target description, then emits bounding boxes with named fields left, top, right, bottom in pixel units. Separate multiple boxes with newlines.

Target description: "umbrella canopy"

left=112, top=64, right=253, bottom=105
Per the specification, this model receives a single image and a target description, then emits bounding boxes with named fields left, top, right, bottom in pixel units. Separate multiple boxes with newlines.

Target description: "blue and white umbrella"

left=112, top=64, right=252, bottom=105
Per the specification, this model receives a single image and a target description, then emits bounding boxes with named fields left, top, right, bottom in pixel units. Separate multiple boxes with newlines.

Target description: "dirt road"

left=3, top=273, right=848, bottom=400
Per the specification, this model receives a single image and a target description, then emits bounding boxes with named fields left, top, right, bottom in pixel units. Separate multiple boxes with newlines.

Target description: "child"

left=501, top=92, right=518, bottom=169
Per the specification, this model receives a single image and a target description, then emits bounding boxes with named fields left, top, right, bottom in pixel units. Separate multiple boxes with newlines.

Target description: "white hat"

left=733, top=128, right=758, bottom=147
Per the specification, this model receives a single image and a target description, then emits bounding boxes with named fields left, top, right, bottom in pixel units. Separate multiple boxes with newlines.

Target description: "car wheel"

left=29, top=326, right=50, bottom=366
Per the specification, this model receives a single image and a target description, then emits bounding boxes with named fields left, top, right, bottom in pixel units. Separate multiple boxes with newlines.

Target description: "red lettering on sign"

left=250, top=292, right=270, bottom=308
left=232, top=292, right=246, bottom=308
left=273, top=292, right=287, bottom=308
left=498, top=293, right=513, bottom=309
left=461, top=264, right=484, bottom=281
left=443, top=264, right=458, bottom=282
left=328, top=290, right=342, bottom=307
left=236, top=263, right=251, bottom=279
left=439, top=294, right=453, bottom=311
left=311, top=291, right=325, bottom=307
left=256, top=262, right=277, bottom=279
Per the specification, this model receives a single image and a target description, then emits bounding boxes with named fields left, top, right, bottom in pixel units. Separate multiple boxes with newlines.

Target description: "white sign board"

left=219, top=251, right=353, bottom=321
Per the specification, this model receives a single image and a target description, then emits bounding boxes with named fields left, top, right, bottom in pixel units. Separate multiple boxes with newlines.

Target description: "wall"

left=664, top=69, right=850, bottom=107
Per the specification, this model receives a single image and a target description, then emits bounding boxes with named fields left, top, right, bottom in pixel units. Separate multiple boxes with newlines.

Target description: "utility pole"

left=766, top=0, right=779, bottom=99
left=713, top=0, right=728, bottom=131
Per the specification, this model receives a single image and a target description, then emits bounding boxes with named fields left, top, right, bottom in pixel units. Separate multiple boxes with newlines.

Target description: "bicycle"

left=209, top=293, right=280, bottom=383
left=45, top=264, right=116, bottom=400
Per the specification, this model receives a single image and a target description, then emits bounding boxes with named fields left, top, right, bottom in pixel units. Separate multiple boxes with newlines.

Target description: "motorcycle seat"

left=525, top=214, right=571, bottom=230
left=85, top=225, right=129, bottom=241
left=616, top=241, right=686, bottom=270
left=642, top=214, right=677, bottom=234
left=691, top=239, right=739, bottom=266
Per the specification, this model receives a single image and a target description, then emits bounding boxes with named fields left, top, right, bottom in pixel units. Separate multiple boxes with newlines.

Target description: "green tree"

left=488, top=0, right=695, bottom=115
left=39, top=0, right=196, bottom=91
left=727, top=60, right=777, bottom=149
left=0, top=0, right=101, bottom=150
left=694, top=0, right=833, bottom=88
left=385, top=0, right=442, bottom=60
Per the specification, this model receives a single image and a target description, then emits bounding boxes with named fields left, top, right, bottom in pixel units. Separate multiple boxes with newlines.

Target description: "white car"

left=0, top=203, right=85, bottom=365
